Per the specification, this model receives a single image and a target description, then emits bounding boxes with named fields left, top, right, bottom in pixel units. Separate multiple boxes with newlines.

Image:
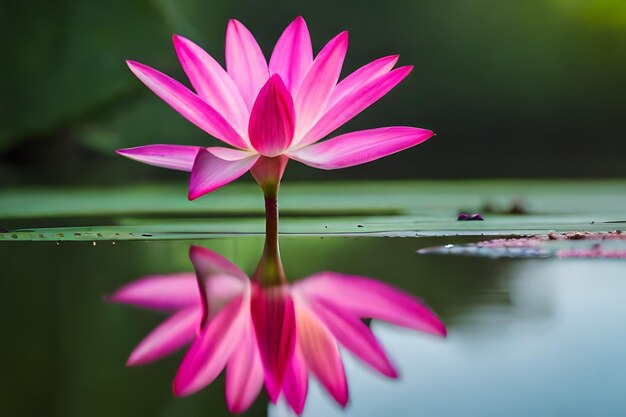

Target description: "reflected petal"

left=108, top=273, right=199, bottom=311
left=282, top=342, right=308, bottom=415
left=173, top=294, right=248, bottom=396
left=226, top=324, right=264, bottom=414
left=127, top=306, right=199, bottom=366
left=251, top=286, right=296, bottom=403
left=295, top=301, right=348, bottom=407
left=190, top=245, right=248, bottom=327
left=308, top=298, right=397, bottom=378
left=294, top=272, right=447, bottom=336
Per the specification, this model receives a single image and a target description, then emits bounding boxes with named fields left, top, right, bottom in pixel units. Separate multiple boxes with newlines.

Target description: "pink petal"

left=327, top=55, right=399, bottom=108
left=127, top=306, right=199, bottom=366
left=308, top=297, right=397, bottom=378
left=226, top=324, right=264, bottom=414
left=225, top=19, right=269, bottom=110
left=251, top=286, right=296, bottom=403
left=295, top=301, right=348, bottom=407
left=173, top=35, right=250, bottom=139
left=116, top=145, right=201, bottom=172
left=282, top=342, right=308, bottom=415
left=205, top=146, right=257, bottom=161
left=108, top=273, right=199, bottom=311
left=294, top=272, right=446, bottom=337
left=248, top=75, right=295, bottom=157
left=289, top=127, right=434, bottom=170
left=172, top=294, right=248, bottom=396
left=299, top=66, right=413, bottom=146
left=189, top=245, right=248, bottom=327
left=188, top=148, right=259, bottom=200
left=126, top=60, right=247, bottom=149
left=293, top=32, right=348, bottom=140
left=269, top=16, right=313, bottom=93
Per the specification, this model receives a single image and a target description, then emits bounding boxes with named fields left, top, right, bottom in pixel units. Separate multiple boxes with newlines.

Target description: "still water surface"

left=1, top=236, right=625, bottom=416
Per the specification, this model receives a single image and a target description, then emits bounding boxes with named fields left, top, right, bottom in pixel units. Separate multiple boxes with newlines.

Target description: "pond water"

left=2, top=235, right=625, bottom=417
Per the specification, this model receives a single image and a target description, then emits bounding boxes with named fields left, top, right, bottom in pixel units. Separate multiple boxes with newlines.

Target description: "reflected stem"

left=253, top=189, right=286, bottom=287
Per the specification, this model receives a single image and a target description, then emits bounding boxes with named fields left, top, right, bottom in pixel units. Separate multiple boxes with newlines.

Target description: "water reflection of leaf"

left=109, top=245, right=445, bottom=414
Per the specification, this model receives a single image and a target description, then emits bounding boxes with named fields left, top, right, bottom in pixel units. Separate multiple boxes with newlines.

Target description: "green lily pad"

left=1, top=180, right=624, bottom=241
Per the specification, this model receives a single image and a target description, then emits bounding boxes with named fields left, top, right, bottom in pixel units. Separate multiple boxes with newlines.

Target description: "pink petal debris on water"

left=477, top=231, right=625, bottom=248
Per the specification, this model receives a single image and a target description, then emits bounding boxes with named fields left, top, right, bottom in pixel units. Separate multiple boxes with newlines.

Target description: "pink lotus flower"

left=109, top=246, right=446, bottom=414
left=117, top=17, right=434, bottom=199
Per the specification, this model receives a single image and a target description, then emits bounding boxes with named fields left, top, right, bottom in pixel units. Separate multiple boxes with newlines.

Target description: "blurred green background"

left=2, top=0, right=625, bottom=186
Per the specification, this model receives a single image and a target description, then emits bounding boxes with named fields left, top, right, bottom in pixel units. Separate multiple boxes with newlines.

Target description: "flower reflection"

left=110, top=246, right=446, bottom=414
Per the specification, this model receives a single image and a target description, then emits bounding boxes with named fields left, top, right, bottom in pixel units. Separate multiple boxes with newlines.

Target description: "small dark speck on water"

left=57, top=233, right=64, bottom=237
left=11, top=234, right=17, bottom=239
left=96, top=233, right=103, bottom=237
left=141, top=234, right=153, bottom=237
left=39, top=234, right=44, bottom=238
left=357, top=224, right=364, bottom=228
left=324, top=225, right=328, bottom=228
left=458, top=212, right=484, bottom=221
left=74, top=233, right=81, bottom=236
